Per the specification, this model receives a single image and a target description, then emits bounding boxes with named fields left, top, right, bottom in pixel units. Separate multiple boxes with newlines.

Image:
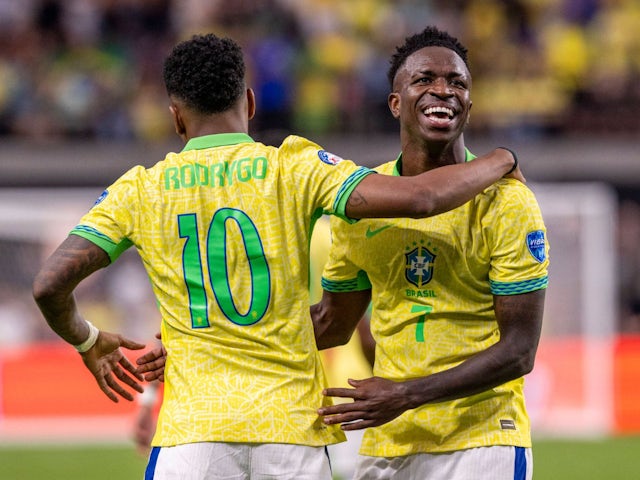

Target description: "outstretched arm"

left=33, top=234, right=146, bottom=402
left=346, top=148, right=522, bottom=219
left=318, top=289, right=545, bottom=430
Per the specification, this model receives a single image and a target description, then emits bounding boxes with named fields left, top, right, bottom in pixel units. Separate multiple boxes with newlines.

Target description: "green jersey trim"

left=182, top=133, right=254, bottom=152
left=393, top=148, right=476, bottom=175
left=70, top=227, right=132, bottom=263
left=490, top=276, right=548, bottom=295
left=332, top=167, right=376, bottom=222
left=321, top=270, right=371, bottom=292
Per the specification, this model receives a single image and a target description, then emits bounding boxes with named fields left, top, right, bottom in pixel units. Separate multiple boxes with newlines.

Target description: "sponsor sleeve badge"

left=526, top=230, right=546, bottom=263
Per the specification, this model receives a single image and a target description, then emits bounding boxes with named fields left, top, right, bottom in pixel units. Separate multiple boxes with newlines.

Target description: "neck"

left=399, top=134, right=467, bottom=176
left=186, top=112, right=248, bottom=140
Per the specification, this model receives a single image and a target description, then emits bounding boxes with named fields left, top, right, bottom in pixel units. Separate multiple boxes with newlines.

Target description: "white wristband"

left=73, top=321, right=100, bottom=353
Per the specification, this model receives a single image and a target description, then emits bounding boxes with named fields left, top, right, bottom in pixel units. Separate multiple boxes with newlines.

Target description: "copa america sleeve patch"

left=318, top=150, right=344, bottom=166
left=526, top=230, right=546, bottom=263
left=93, top=189, right=109, bottom=206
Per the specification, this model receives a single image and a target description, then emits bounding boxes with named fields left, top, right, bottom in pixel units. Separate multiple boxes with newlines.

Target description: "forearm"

left=416, top=148, right=517, bottom=216
left=312, top=290, right=371, bottom=350
left=403, top=291, right=544, bottom=409
left=35, top=289, right=91, bottom=345
left=402, top=341, right=532, bottom=410
left=346, top=148, right=517, bottom=219
left=33, top=235, right=110, bottom=345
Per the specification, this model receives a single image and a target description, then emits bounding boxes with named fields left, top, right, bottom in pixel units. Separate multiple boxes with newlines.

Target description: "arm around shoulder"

left=345, top=148, right=519, bottom=219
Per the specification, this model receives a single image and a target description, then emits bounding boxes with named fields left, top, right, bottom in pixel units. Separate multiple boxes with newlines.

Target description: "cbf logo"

left=526, top=230, right=546, bottom=263
left=405, top=245, right=436, bottom=288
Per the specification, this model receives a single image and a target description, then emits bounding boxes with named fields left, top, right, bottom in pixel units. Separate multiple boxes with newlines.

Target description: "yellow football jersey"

left=322, top=151, right=549, bottom=456
left=71, top=133, right=374, bottom=447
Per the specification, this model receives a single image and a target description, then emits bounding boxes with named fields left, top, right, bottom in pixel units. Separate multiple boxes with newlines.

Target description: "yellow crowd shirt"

left=70, top=133, right=374, bottom=447
left=322, top=151, right=549, bottom=457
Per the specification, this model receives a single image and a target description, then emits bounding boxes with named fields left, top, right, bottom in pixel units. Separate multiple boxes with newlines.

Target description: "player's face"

left=389, top=46, right=472, bottom=144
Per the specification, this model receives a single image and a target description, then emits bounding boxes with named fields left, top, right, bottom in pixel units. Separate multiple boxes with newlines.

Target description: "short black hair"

left=163, top=33, right=245, bottom=115
left=387, top=26, right=469, bottom=88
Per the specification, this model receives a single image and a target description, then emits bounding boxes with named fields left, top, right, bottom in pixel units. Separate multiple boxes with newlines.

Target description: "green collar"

left=393, top=147, right=475, bottom=176
left=182, top=133, right=254, bottom=152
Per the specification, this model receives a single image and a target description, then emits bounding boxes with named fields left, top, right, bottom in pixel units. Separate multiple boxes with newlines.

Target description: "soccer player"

left=314, top=26, right=549, bottom=480
left=32, top=33, right=520, bottom=479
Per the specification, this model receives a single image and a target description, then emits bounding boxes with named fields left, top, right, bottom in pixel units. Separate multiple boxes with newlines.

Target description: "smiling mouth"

left=422, top=106, right=455, bottom=120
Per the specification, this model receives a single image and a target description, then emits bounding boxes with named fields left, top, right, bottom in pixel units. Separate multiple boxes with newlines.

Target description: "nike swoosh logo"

left=365, top=225, right=391, bottom=238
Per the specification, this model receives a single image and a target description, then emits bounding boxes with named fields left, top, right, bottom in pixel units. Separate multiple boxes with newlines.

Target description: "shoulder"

left=482, top=178, right=540, bottom=207
left=279, top=135, right=323, bottom=153
left=107, top=164, right=150, bottom=190
left=373, top=160, right=397, bottom=175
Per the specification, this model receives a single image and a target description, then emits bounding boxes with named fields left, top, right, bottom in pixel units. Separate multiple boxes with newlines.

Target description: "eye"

left=416, top=76, right=433, bottom=85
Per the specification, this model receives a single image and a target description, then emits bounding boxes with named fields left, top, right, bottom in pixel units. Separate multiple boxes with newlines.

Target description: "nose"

left=428, top=78, right=452, bottom=98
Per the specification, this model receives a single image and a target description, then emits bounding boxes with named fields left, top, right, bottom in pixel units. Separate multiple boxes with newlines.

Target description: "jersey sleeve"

left=70, top=166, right=143, bottom=262
left=486, top=180, right=549, bottom=295
left=321, top=216, right=372, bottom=292
left=278, top=135, right=375, bottom=222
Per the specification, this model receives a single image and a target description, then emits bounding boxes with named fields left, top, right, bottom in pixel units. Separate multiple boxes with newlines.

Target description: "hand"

left=79, top=331, right=146, bottom=402
left=317, top=376, right=410, bottom=430
left=136, top=344, right=167, bottom=382
left=498, top=147, right=526, bottom=183
left=505, top=165, right=526, bottom=183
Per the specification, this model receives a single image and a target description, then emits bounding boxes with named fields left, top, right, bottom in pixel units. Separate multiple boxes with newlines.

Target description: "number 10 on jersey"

left=178, top=208, right=271, bottom=328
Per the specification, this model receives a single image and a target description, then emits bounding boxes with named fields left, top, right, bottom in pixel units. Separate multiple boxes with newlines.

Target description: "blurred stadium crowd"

left=0, top=0, right=638, bottom=142
left=1, top=0, right=640, bottom=343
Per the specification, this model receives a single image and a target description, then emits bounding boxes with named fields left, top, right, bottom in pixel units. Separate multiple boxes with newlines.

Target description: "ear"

left=246, top=88, right=256, bottom=120
left=466, top=101, right=473, bottom=125
left=169, top=103, right=186, bottom=137
left=388, top=92, right=401, bottom=119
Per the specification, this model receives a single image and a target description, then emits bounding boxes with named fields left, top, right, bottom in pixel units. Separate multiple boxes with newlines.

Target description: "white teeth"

left=424, top=106, right=454, bottom=118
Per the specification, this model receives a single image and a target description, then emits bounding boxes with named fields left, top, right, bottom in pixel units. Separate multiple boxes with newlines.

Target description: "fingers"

left=105, top=373, right=136, bottom=401
left=136, top=348, right=166, bottom=367
left=340, top=419, right=377, bottom=431
left=319, top=405, right=372, bottom=430
left=119, top=335, right=146, bottom=351
left=142, top=370, right=163, bottom=382
left=322, top=387, right=359, bottom=399
left=95, top=375, right=120, bottom=403
left=112, top=365, right=144, bottom=394
left=92, top=358, right=145, bottom=402
left=135, top=347, right=166, bottom=382
left=120, top=355, right=145, bottom=381
left=136, top=357, right=165, bottom=374
left=318, top=401, right=359, bottom=417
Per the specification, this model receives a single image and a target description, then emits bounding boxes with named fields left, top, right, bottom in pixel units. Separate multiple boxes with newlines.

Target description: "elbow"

left=32, top=271, right=61, bottom=308
left=511, top=348, right=537, bottom=377
left=410, top=192, right=438, bottom=218
left=409, top=182, right=446, bottom=218
left=315, top=328, right=353, bottom=350
left=312, top=304, right=353, bottom=350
